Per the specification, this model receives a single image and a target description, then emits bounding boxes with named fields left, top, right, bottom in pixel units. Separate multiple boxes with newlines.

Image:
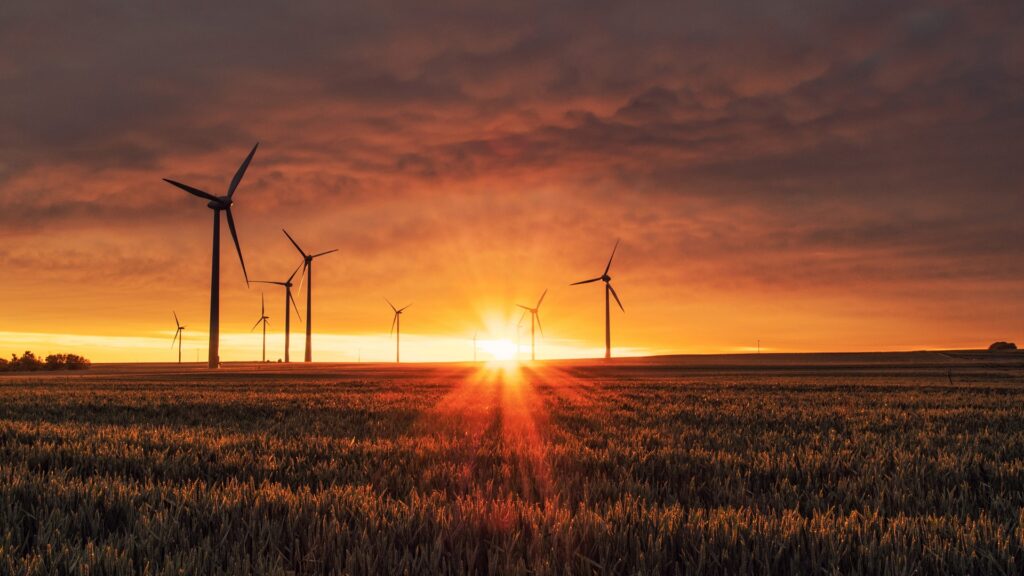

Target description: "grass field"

left=1, top=352, right=1023, bottom=574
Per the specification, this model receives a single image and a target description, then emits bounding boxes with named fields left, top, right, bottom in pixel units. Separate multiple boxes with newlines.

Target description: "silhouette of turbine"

left=171, top=311, right=185, bottom=364
left=164, top=143, right=256, bottom=368
left=251, top=262, right=303, bottom=362
left=517, top=289, right=547, bottom=361
left=571, top=240, right=624, bottom=359
left=283, top=229, right=337, bottom=362
left=386, top=298, right=411, bottom=363
left=251, top=292, right=270, bottom=363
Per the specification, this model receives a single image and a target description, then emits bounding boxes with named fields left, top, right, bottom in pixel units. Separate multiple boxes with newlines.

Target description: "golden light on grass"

left=3, top=357, right=1023, bottom=571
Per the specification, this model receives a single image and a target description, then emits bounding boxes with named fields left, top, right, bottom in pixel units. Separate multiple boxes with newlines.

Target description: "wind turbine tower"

left=571, top=240, right=625, bottom=359
left=282, top=229, right=337, bottom=362
left=171, top=311, right=185, bottom=364
left=164, top=144, right=256, bottom=368
left=252, top=262, right=303, bottom=362
left=517, top=289, right=547, bottom=361
left=251, top=292, right=270, bottom=363
left=386, top=299, right=411, bottom=363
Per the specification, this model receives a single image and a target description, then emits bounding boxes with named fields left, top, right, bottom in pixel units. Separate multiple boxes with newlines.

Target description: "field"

left=1, top=352, right=1023, bottom=575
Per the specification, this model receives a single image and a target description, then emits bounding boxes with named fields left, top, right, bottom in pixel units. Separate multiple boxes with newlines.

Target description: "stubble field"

left=1, top=352, right=1023, bottom=575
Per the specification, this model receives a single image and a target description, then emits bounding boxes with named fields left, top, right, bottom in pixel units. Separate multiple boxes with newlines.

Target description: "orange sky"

left=1, top=1, right=1022, bottom=362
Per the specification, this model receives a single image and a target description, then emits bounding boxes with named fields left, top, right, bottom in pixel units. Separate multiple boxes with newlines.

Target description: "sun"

left=479, top=338, right=517, bottom=361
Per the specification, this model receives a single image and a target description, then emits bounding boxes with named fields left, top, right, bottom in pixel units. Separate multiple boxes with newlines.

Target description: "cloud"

left=1, top=0, right=1023, bottom=353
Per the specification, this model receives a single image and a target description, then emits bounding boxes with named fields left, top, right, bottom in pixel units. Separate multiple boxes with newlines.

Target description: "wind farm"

left=3, top=2, right=1024, bottom=574
left=1, top=136, right=1017, bottom=574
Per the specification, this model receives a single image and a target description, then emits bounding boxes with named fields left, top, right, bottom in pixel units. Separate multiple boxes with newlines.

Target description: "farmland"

left=1, top=352, right=1023, bottom=575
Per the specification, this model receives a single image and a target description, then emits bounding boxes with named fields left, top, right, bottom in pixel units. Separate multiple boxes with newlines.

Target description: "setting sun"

left=479, top=338, right=517, bottom=361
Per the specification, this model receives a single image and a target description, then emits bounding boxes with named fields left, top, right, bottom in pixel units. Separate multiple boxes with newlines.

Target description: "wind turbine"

left=251, top=292, right=270, bottom=363
left=571, top=240, right=624, bottom=359
left=171, top=311, right=185, bottom=364
left=282, top=229, right=338, bottom=362
left=386, top=299, right=411, bottom=363
left=517, top=289, right=547, bottom=361
left=252, top=262, right=303, bottom=362
left=164, top=143, right=256, bottom=368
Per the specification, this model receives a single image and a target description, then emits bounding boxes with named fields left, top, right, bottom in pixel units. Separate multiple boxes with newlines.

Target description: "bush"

left=988, top=341, right=1017, bottom=351
left=44, top=353, right=91, bottom=370
left=1, top=351, right=90, bottom=372
left=12, top=351, right=42, bottom=371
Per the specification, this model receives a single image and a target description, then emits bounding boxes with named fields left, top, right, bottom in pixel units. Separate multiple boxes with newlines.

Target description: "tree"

left=0, top=351, right=90, bottom=372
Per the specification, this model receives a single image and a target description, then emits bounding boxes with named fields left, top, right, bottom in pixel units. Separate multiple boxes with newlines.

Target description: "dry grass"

left=1, top=356, right=1023, bottom=574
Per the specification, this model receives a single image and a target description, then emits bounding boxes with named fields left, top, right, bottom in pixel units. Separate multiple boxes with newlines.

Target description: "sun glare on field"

left=479, top=338, right=517, bottom=361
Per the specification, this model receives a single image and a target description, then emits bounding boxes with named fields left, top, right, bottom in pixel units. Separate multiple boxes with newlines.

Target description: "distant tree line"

left=0, top=351, right=91, bottom=372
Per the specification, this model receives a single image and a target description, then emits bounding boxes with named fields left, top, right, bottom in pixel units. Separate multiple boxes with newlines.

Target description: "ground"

left=1, top=352, right=1023, bottom=574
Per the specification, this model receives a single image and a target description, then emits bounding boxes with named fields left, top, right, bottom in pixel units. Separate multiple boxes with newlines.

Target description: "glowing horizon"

left=0, top=325, right=1010, bottom=365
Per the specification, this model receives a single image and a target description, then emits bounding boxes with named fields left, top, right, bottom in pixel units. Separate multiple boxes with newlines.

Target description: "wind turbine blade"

left=603, top=239, right=620, bottom=276
left=282, top=229, right=307, bottom=257
left=384, top=298, right=397, bottom=312
left=535, top=312, right=544, bottom=337
left=228, top=143, right=259, bottom=198
left=289, top=291, right=302, bottom=319
left=519, top=310, right=527, bottom=325
left=537, top=288, right=548, bottom=308
left=312, top=248, right=339, bottom=258
left=225, top=208, right=249, bottom=285
left=516, top=304, right=531, bottom=311
left=287, top=261, right=303, bottom=283
left=261, top=292, right=265, bottom=315
left=171, top=329, right=179, bottom=348
left=173, top=310, right=180, bottom=328
left=294, top=260, right=308, bottom=295
left=570, top=277, right=602, bottom=285
left=251, top=280, right=286, bottom=286
left=251, top=317, right=262, bottom=332
left=390, top=313, right=398, bottom=335
left=163, top=179, right=218, bottom=202
left=399, top=304, right=412, bottom=312
left=608, top=283, right=624, bottom=312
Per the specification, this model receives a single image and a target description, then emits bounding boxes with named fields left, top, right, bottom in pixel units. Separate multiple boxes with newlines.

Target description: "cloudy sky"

left=1, top=0, right=1022, bottom=362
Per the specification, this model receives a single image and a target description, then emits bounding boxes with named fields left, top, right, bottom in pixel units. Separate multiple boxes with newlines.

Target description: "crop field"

left=1, top=352, right=1023, bottom=575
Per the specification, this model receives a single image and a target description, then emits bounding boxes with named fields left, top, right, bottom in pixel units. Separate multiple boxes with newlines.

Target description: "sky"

left=1, top=0, right=1022, bottom=363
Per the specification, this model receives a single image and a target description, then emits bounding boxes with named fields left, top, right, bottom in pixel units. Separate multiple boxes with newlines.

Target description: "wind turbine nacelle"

left=207, top=197, right=232, bottom=209
left=602, top=275, right=611, bottom=282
